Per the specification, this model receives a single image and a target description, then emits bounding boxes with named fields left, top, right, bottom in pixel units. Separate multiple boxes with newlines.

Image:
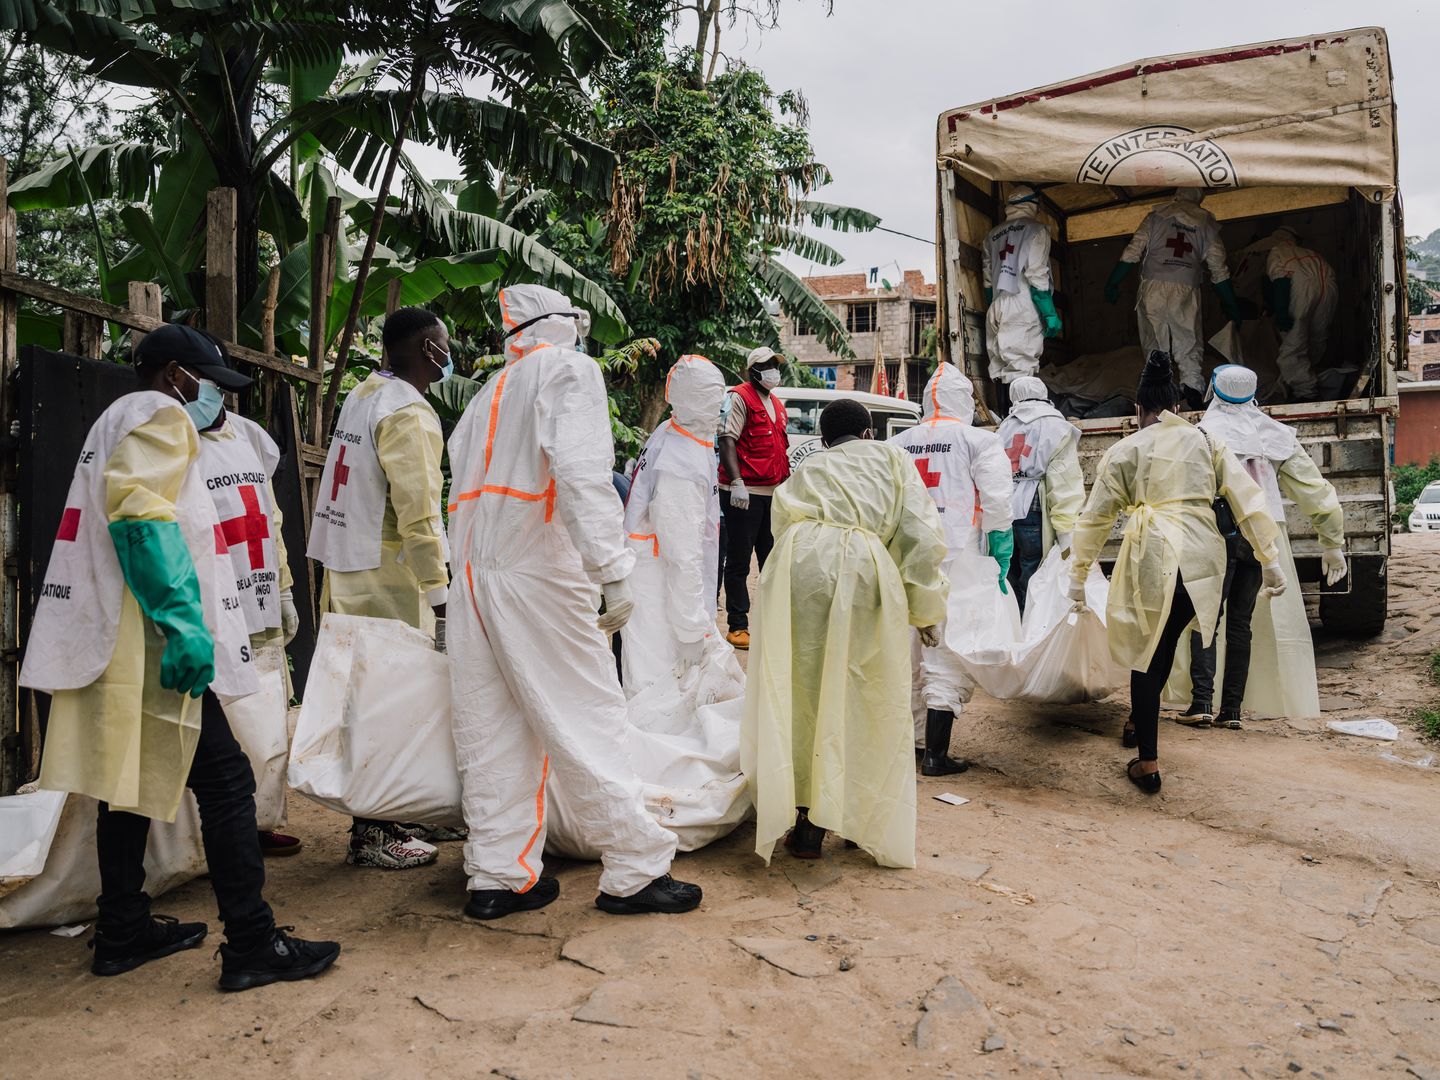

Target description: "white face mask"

left=758, top=368, right=781, bottom=390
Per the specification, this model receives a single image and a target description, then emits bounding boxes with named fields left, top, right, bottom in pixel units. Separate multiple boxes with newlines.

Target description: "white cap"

left=1211, top=364, right=1258, bottom=404
left=1006, top=184, right=1038, bottom=205
left=1176, top=188, right=1205, bottom=205
left=746, top=346, right=779, bottom=370
left=1009, top=375, right=1048, bottom=403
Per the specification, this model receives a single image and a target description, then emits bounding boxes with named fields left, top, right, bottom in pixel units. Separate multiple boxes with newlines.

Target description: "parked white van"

left=770, top=387, right=923, bottom=471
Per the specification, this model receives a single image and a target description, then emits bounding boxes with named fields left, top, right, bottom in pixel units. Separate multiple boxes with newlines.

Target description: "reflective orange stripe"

left=515, top=754, right=549, bottom=892
left=448, top=481, right=556, bottom=522
left=463, top=560, right=489, bottom=640
left=628, top=532, right=660, bottom=557
left=499, top=288, right=516, bottom=329
left=485, top=368, right=510, bottom=472
left=925, top=414, right=965, bottom=425
left=669, top=419, right=713, bottom=449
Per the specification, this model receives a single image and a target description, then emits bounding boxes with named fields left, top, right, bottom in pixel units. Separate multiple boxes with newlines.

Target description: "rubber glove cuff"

left=598, top=577, right=635, bottom=634
left=1261, top=560, right=1287, bottom=597
left=728, top=478, right=750, bottom=510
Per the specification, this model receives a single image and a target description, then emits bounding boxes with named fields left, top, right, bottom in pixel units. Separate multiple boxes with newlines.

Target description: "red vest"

left=719, top=382, right=791, bottom=488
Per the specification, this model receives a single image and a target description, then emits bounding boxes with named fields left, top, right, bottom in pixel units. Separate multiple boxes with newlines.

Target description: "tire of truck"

left=1319, top=553, right=1388, bottom=639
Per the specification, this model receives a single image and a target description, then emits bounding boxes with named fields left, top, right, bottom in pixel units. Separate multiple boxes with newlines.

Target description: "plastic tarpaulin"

left=938, top=29, right=1396, bottom=198
left=954, top=548, right=1127, bottom=704
left=0, top=789, right=207, bottom=930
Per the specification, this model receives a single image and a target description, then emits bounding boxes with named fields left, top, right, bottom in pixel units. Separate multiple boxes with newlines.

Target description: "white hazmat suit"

left=983, top=186, right=1056, bottom=385
left=446, top=285, right=677, bottom=898
left=1117, top=189, right=1232, bottom=392
left=1266, top=228, right=1337, bottom=401
left=890, top=363, right=1018, bottom=718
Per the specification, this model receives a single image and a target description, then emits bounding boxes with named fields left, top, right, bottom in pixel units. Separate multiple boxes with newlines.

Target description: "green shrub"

left=1417, top=708, right=1440, bottom=741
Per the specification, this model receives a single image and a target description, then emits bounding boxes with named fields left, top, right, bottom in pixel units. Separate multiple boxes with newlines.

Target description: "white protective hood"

left=937, top=28, right=1397, bottom=199
left=1200, top=366, right=1298, bottom=462
left=921, top=362, right=976, bottom=425
left=666, top=354, right=726, bottom=433
left=1006, top=374, right=1065, bottom=425
left=499, top=284, right=583, bottom=360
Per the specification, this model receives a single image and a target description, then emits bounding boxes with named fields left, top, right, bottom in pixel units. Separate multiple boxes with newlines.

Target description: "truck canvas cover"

left=937, top=28, right=1396, bottom=201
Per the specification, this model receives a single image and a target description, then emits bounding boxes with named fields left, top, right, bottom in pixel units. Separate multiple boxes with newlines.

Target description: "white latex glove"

left=917, top=625, right=941, bottom=649
left=673, top=636, right=706, bottom=679
left=1321, top=547, right=1347, bottom=587
left=1065, top=574, right=1088, bottom=606
left=433, top=615, right=446, bottom=654
left=728, top=479, right=750, bottom=510
left=597, top=578, right=635, bottom=634
left=1055, top=531, right=1074, bottom=559
left=1261, top=560, right=1287, bottom=598
left=280, top=589, right=299, bottom=645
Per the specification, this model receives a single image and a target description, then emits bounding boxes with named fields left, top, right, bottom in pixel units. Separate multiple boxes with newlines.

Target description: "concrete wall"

left=1410, top=313, right=1440, bottom=381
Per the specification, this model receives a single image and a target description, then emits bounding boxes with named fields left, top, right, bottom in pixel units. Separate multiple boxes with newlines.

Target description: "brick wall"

left=1410, top=313, right=1440, bottom=380
left=780, top=270, right=937, bottom=389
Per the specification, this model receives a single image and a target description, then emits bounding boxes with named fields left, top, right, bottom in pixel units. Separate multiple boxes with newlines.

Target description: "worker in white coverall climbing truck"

left=1067, top=351, right=1281, bottom=795
left=20, top=323, right=339, bottom=990
left=995, top=375, right=1085, bottom=613
left=620, top=354, right=739, bottom=700
left=307, top=306, right=454, bottom=870
left=1105, top=189, right=1245, bottom=411
left=982, top=184, right=1062, bottom=415
left=743, top=399, right=948, bottom=866
left=1177, top=364, right=1346, bottom=728
left=193, top=363, right=303, bottom=858
left=890, top=363, right=1014, bottom=777
left=1265, top=227, right=1337, bottom=403
left=446, top=284, right=702, bottom=921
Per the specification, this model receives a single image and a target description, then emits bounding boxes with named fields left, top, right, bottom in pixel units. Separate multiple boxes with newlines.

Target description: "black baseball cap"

left=133, top=323, right=253, bottom=390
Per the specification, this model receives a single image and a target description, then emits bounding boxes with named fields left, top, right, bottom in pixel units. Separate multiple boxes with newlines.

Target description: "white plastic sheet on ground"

left=289, top=612, right=750, bottom=853
left=0, top=789, right=206, bottom=930
left=221, top=644, right=290, bottom=831
left=288, top=613, right=462, bottom=826
left=954, top=547, right=1127, bottom=704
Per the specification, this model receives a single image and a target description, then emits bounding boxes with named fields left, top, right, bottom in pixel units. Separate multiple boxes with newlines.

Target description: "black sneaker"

left=89, top=914, right=207, bottom=976
left=1214, top=709, right=1243, bottom=730
left=218, top=927, right=340, bottom=992
left=595, top=875, right=702, bottom=915
left=464, top=876, right=560, bottom=920
left=1177, top=703, right=1213, bottom=728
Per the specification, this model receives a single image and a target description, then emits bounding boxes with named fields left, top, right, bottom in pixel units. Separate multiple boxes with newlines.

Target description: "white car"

left=1410, top=482, right=1440, bottom=532
left=771, top=387, right=923, bottom=471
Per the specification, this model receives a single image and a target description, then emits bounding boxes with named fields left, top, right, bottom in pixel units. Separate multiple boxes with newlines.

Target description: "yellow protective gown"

left=1071, top=412, right=1280, bottom=672
left=39, top=410, right=205, bottom=821
left=1044, top=435, right=1086, bottom=539
left=741, top=440, right=948, bottom=869
left=321, top=402, right=447, bottom=631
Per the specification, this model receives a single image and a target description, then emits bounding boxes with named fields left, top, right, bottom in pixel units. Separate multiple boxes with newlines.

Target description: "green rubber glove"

left=1212, top=279, right=1244, bottom=326
left=986, top=529, right=1015, bottom=595
left=984, top=286, right=993, bottom=306
left=1030, top=286, right=1063, bottom=338
left=108, top=520, right=215, bottom=698
left=1104, top=261, right=1136, bottom=304
left=1271, top=276, right=1294, bottom=332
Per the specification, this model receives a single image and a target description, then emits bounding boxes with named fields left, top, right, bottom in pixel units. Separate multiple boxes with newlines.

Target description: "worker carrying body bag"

left=953, top=547, right=1126, bottom=704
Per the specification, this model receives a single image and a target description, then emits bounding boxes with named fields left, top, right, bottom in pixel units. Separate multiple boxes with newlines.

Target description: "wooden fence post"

left=205, top=187, right=238, bottom=342
left=308, top=195, right=341, bottom=444
left=62, top=310, right=103, bottom=359
left=128, top=281, right=162, bottom=354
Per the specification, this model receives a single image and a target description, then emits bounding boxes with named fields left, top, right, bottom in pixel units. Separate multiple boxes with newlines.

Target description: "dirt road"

left=6, top=535, right=1440, bottom=1079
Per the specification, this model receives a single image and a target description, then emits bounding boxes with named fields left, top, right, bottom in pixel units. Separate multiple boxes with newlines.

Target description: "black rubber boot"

left=465, top=876, right=560, bottom=920
left=596, top=875, right=702, bottom=915
left=920, top=709, right=969, bottom=776
left=89, top=914, right=208, bottom=977
left=218, top=927, right=340, bottom=992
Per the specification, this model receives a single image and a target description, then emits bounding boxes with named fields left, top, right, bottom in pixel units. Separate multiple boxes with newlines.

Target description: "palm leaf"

left=325, top=250, right=510, bottom=345
left=118, top=205, right=196, bottom=307
left=239, top=240, right=310, bottom=354
left=760, top=224, right=844, bottom=266
left=747, top=252, right=853, bottom=359
left=799, top=200, right=881, bottom=234
left=427, top=372, right=484, bottom=424
left=7, top=140, right=165, bottom=211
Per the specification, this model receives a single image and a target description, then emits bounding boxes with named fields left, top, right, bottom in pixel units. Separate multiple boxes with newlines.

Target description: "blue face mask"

left=427, top=345, right=454, bottom=382
left=176, top=371, right=224, bottom=429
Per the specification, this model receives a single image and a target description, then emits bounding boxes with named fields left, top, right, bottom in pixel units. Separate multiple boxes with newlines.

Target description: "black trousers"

left=1128, top=576, right=1197, bottom=763
left=97, top=690, right=274, bottom=948
left=1007, top=493, right=1045, bottom=613
left=721, top=490, right=774, bottom=632
left=1188, top=536, right=1263, bottom=713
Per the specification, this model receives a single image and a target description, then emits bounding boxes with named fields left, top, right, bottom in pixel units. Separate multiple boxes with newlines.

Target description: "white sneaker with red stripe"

left=345, top=823, right=438, bottom=869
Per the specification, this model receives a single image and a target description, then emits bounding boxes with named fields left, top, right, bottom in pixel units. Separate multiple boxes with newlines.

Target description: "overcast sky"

left=723, top=2, right=1439, bottom=281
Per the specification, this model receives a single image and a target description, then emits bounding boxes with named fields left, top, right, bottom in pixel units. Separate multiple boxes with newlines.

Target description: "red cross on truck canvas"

left=221, top=486, right=270, bottom=568
left=1164, top=230, right=1195, bottom=260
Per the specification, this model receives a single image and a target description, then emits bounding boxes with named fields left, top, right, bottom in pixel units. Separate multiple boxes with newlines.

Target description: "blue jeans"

left=1007, top=493, right=1045, bottom=613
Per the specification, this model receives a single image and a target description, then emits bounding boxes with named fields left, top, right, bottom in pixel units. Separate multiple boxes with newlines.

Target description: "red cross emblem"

left=1164, top=230, right=1195, bottom=260
left=56, top=508, right=81, bottom=542
left=220, top=485, right=270, bottom=569
left=330, top=444, right=351, bottom=502
left=915, top=457, right=941, bottom=489
left=999, top=240, right=1015, bottom=258
left=1005, top=433, right=1033, bottom=472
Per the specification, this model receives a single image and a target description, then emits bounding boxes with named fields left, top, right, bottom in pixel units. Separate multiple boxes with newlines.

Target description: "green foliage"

left=1430, top=650, right=1440, bottom=687
left=1393, top=458, right=1440, bottom=529
left=1416, top=707, right=1440, bottom=741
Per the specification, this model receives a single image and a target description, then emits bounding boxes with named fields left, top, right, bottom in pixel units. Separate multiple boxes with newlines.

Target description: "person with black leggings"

left=1065, top=351, right=1284, bottom=793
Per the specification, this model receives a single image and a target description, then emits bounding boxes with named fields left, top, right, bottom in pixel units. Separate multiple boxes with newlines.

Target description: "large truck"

left=933, top=27, right=1404, bottom=636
